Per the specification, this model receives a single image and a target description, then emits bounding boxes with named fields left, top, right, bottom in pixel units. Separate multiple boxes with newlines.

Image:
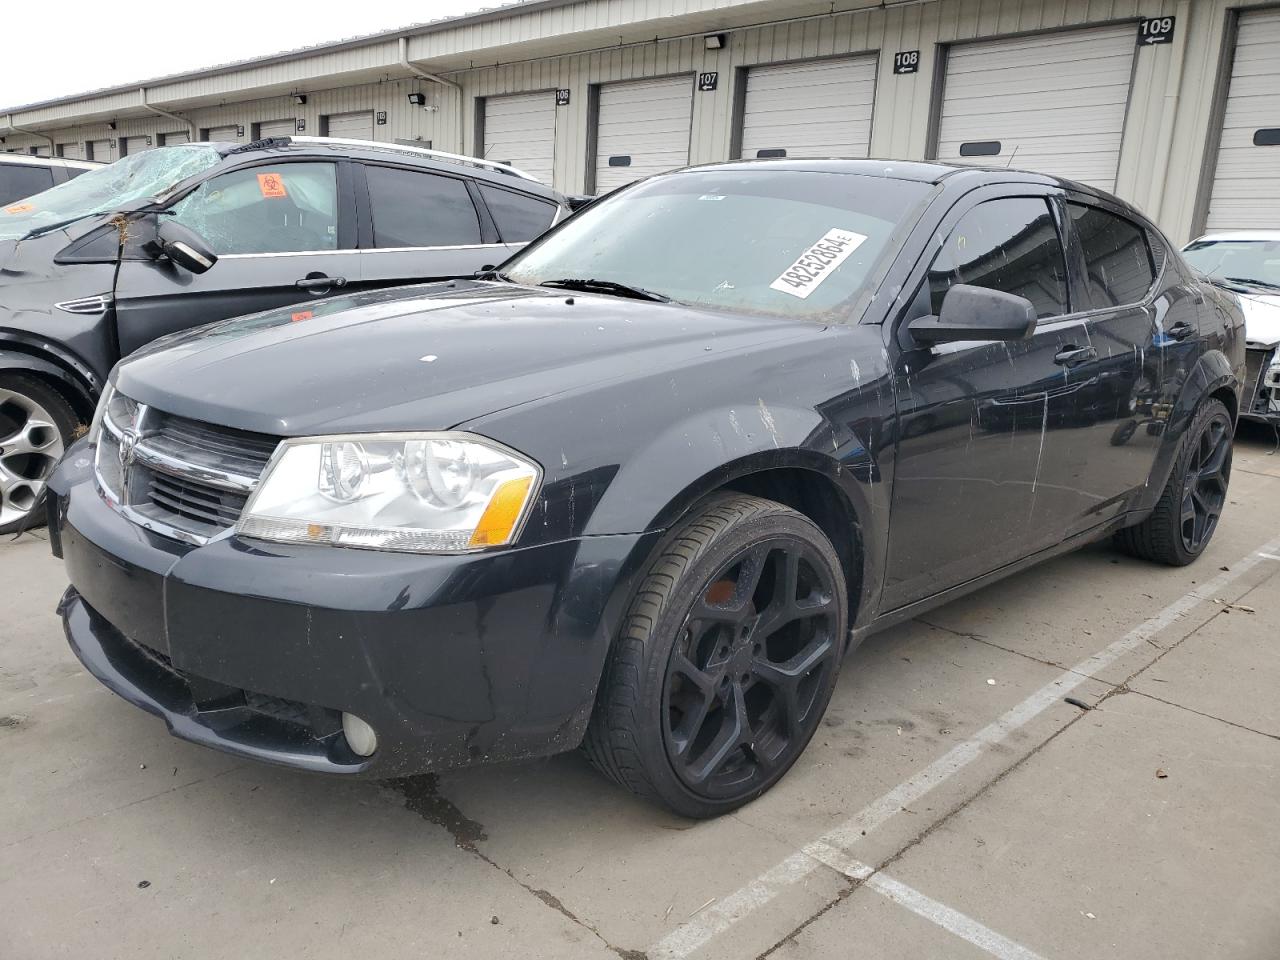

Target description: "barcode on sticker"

left=770, top=229, right=867, bottom=299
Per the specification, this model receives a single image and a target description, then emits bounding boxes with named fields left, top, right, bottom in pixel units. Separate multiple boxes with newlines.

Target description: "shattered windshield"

left=0, top=146, right=221, bottom=241
left=504, top=171, right=932, bottom=320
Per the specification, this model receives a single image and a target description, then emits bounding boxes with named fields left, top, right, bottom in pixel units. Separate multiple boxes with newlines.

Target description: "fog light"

left=342, top=712, right=378, bottom=757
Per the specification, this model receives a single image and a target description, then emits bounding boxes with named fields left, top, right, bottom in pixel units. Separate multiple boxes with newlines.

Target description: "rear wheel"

left=584, top=494, right=847, bottom=818
left=0, top=375, right=79, bottom=535
left=1115, top=398, right=1232, bottom=566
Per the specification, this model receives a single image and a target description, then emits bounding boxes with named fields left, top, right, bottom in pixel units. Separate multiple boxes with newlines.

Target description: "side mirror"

left=153, top=219, right=218, bottom=275
left=908, top=284, right=1037, bottom=345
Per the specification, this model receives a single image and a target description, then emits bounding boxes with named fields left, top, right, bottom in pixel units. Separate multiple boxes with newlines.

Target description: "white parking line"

left=1259, top=552, right=1280, bottom=561
left=648, top=534, right=1280, bottom=960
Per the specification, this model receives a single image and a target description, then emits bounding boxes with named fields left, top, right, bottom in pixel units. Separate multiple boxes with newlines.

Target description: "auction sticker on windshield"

left=770, top=229, right=867, bottom=299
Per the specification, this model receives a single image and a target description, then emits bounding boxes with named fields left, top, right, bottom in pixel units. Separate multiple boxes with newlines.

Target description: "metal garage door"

left=256, top=118, right=297, bottom=140
left=87, top=140, right=111, bottom=162
left=739, top=56, right=877, bottom=160
left=162, top=131, right=189, bottom=146
left=593, top=75, right=693, bottom=193
left=58, top=143, right=84, bottom=160
left=484, top=91, right=556, bottom=184
left=122, top=136, right=152, bottom=156
left=325, top=111, right=374, bottom=140
left=33, top=146, right=51, bottom=157
left=936, top=23, right=1136, bottom=191
left=1205, top=9, right=1280, bottom=231
left=204, top=125, right=239, bottom=143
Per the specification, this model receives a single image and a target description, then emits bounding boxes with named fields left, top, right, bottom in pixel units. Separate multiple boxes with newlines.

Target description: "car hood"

left=1237, top=292, right=1280, bottom=347
left=115, top=280, right=820, bottom=436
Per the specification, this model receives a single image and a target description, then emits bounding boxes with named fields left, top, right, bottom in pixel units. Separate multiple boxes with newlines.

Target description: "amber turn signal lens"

left=469, top=475, right=534, bottom=547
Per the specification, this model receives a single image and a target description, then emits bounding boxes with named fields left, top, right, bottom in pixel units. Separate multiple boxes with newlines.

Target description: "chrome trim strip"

left=131, top=443, right=260, bottom=493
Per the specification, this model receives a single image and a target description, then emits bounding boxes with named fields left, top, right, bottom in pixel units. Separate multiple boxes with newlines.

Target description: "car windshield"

left=504, top=170, right=933, bottom=320
left=1182, top=239, right=1280, bottom=291
left=0, top=146, right=222, bottom=241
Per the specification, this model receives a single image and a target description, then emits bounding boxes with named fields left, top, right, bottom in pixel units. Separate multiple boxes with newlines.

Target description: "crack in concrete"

left=387, top=773, right=647, bottom=960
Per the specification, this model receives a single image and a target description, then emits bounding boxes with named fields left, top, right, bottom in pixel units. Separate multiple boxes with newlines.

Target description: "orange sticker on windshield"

left=4, top=203, right=33, bottom=214
left=291, top=310, right=312, bottom=322
left=257, top=172, right=288, bottom=198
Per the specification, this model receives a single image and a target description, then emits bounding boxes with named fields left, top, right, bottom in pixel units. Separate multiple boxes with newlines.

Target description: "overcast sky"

left=1, top=0, right=497, bottom=109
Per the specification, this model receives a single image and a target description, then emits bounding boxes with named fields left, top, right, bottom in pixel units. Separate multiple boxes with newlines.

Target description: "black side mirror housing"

left=151, top=219, right=218, bottom=275
left=908, top=283, right=1037, bottom=345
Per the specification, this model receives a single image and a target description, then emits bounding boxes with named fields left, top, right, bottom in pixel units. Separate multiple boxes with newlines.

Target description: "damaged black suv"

left=48, top=159, right=1243, bottom=818
left=0, top=138, right=568, bottom=532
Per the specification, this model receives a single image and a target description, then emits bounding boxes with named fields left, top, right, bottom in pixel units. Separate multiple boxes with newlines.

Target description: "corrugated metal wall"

left=4, top=0, right=1278, bottom=242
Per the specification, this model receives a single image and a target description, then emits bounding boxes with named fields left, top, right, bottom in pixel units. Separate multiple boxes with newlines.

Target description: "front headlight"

left=236, top=432, right=541, bottom=553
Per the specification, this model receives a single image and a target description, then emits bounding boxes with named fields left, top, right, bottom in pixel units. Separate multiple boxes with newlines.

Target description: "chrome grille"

left=95, top=390, right=280, bottom=543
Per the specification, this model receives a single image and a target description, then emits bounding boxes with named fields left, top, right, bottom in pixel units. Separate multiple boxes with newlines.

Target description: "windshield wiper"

left=538, top=278, right=670, bottom=302
left=476, top=269, right=513, bottom=281
left=1223, top=276, right=1280, bottom=292
left=21, top=210, right=115, bottom=241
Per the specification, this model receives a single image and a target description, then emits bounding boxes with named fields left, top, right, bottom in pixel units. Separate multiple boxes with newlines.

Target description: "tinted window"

left=0, top=165, right=55, bottom=206
left=928, top=198, right=1069, bottom=319
left=366, top=166, right=481, bottom=247
left=479, top=184, right=558, bottom=242
left=1069, top=203, right=1155, bottom=308
left=169, top=162, right=338, bottom=254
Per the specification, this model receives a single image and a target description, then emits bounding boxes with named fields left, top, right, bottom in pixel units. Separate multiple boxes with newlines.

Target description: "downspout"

left=139, top=87, right=197, bottom=141
left=399, top=36, right=463, bottom=152
left=1146, top=0, right=1192, bottom=224
left=5, top=113, right=56, bottom=153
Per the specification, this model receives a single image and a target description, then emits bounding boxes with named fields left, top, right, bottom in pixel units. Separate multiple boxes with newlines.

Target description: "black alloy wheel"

left=584, top=494, right=848, bottom=818
left=1115, top=398, right=1233, bottom=566
left=1179, top=408, right=1231, bottom=553
left=663, top=537, right=840, bottom=799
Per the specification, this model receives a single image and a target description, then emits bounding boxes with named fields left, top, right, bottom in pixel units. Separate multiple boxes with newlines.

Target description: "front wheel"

left=1115, top=398, right=1232, bottom=566
left=583, top=494, right=848, bottom=818
left=0, top=375, right=80, bottom=535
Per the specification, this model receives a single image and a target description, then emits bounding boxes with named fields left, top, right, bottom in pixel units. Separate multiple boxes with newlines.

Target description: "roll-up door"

left=1204, top=8, right=1280, bottom=231
left=58, top=143, right=84, bottom=160
left=739, top=56, right=878, bottom=160
left=33, top=145, right=51, bottom=157
left=324, top=111, right=374, bottom=140
left=203, top=124, right=240, bottom=143
left=935, top=23, right=1136, bottom=191
left=87, top=140, right=111, bottom=162
left=122, top=136, right=152, bottom=156
left=593, top=75, right=693, bottom=193
left=161, top=131, right=190, bottom=146
left=256, top=118, right=297, bottom=140
left=483, top=91, right=557, bottom=184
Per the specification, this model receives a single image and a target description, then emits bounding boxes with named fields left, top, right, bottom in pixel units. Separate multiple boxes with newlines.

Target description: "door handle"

left=295, top=274, right=347, bottom=290
left=1166, top=321, right=1195, bottom=341
left=1053, top=345, right=1097, bottom=367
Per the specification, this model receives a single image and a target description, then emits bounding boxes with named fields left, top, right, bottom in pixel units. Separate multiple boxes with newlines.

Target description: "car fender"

left=0, top=335, right=100, bottom=419
left=1136, top=347, right=1237, bottom=514
left=580, top=401, right=886, bottom=623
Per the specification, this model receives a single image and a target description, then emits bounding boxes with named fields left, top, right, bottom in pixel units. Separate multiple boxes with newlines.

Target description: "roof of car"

left=201, top=136, right=564, bottom=200
left=682, top=157, right=1120, bottom=191
left=1186, top=230, right=1280, bottom=245
left=0, top=154, right=100, bottom=171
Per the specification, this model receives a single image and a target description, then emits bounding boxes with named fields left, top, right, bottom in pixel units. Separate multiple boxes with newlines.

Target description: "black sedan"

left=47, top=159, right=1245, bottom=818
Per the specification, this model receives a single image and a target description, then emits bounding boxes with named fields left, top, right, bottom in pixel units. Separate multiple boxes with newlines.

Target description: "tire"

left=583, top=493, right=848, bottom=819
left=1115, top=398, right=1232, bottom=566
left=1109, top=419, right=1138, bottom=447
left=0, top=374, right=81, bottom=535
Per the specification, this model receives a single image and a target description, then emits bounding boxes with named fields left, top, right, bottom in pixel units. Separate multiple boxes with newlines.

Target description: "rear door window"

left=364, top=166, right=482, bottom=248
left=0, top=165, right=55, bottom=206
left=928, top=197, right=1070, bottom=318
left=478, top=184, right=559, bottom=242
left=168, top=162, right=339, bottom=254
left=1068, top=202, right=1156, bottom=308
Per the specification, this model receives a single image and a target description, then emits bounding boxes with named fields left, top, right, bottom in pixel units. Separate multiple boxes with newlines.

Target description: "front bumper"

left=49, top=444, right=656, bottom=777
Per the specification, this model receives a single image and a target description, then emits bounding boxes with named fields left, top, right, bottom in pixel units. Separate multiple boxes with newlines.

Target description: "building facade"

left=3, top=0, right=1277, bottom=242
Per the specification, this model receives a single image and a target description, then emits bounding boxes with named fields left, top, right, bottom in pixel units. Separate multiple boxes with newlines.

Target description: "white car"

left=1182, top=230, right=1280, bottom=425
left=0, top=153, right=99, bottom=206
